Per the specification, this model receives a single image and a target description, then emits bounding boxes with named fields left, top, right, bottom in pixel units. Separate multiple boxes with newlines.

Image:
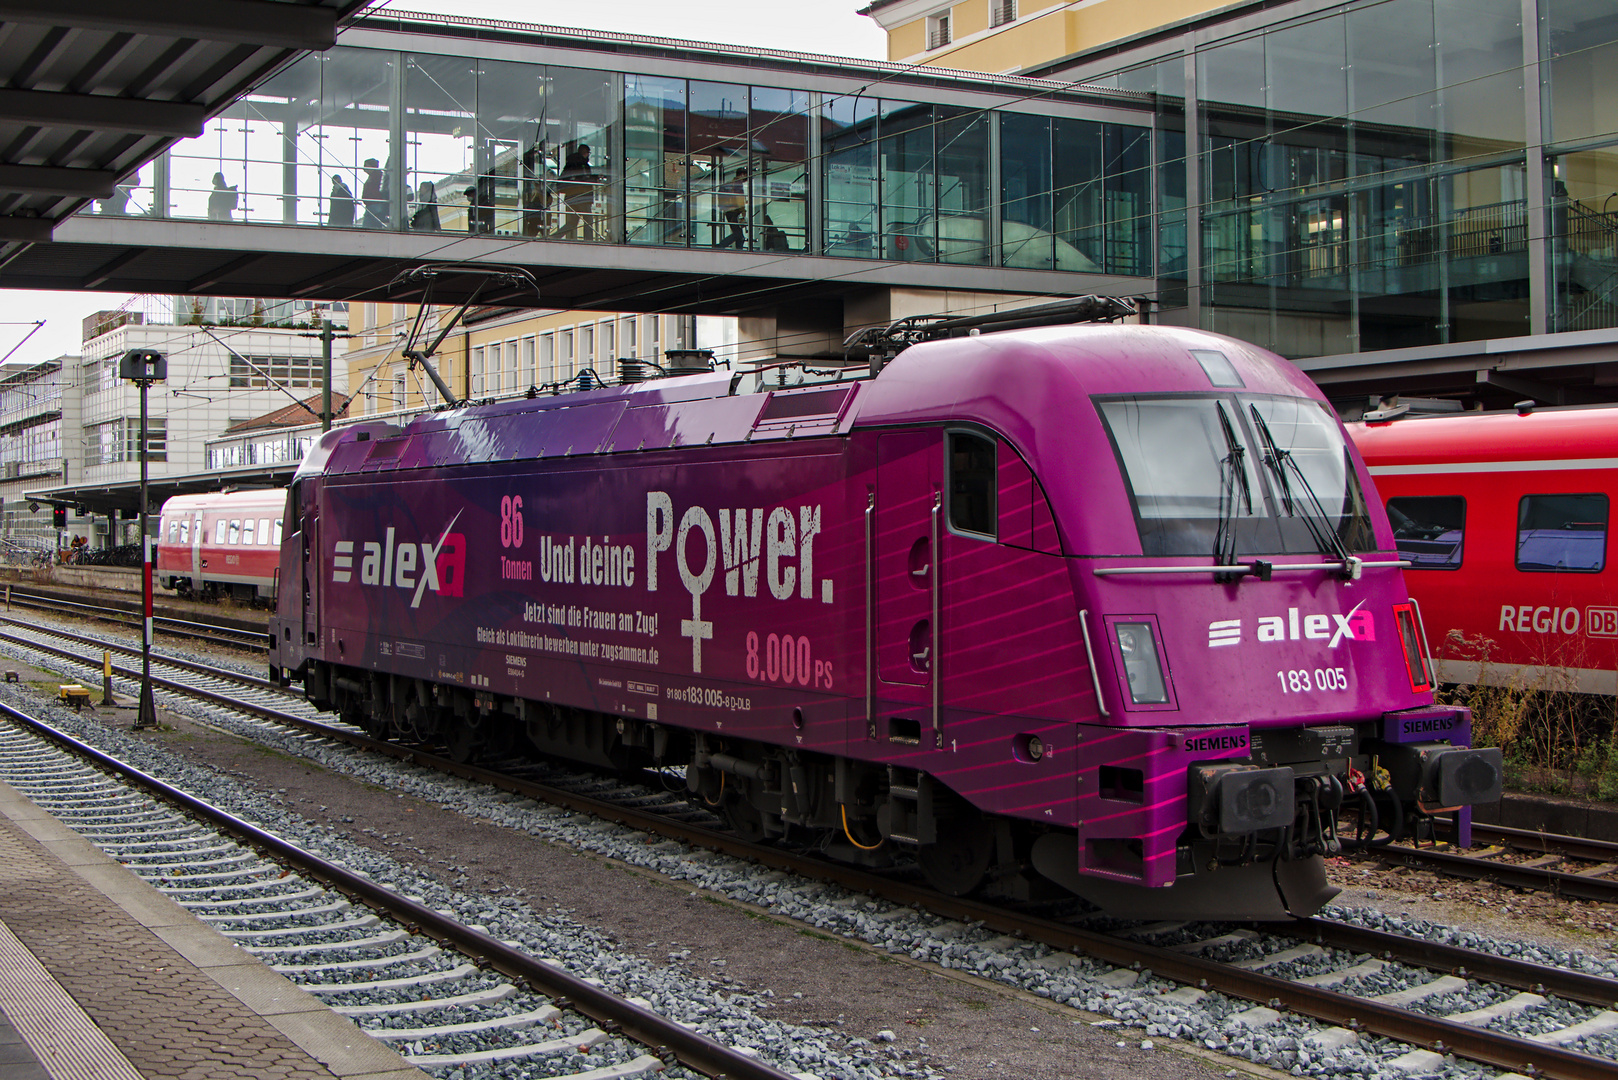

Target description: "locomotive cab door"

left=875, top=431, right=942, bottom=745
left=299, top=494, right=320, bottom=649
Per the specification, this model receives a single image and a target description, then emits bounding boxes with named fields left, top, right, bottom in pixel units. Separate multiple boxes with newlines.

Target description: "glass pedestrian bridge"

left=7, top=11, right=1172, bottom=314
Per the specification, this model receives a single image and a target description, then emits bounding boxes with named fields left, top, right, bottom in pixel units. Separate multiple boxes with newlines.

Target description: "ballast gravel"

left=0, top=623, right=1613, bottom=1080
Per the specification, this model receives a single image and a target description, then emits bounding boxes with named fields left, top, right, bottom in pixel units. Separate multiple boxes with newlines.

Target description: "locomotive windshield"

left=1098, top=394, right=1375, bottom=558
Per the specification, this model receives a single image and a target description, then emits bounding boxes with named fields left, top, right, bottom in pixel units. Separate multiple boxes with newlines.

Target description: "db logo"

left=1587, top=607, right=1618, bottom=638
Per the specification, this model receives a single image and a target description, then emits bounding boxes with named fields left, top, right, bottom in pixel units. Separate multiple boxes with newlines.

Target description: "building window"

left=625, top=318, right=638, bottom=355
left=562, top=329, right=575, bottom=378
left=486, top=341, right=502, bottom=395
left=470, top=346, right=484, bottom=397
left=520, top=336, right=535, bottom=389
left=989, top=0, right=1015, bottom=28
left=229, top=354, right=316, bottom=389
left=540, top=333, right=554, bottom=384
left=582, top=324, right=595, bottom=367
left=928, top=11, right=952, bottom=49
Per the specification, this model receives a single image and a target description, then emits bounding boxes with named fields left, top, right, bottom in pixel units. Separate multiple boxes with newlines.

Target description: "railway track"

left=5, top=615, right=1618, bottom=1079
left=1363, top=825, right=1618, bottom=904
left=0, top=700, right=790, bottom=1080
left=0, top=585, right=267, bottom=650
left=12, top=615, right=1618, bottom=912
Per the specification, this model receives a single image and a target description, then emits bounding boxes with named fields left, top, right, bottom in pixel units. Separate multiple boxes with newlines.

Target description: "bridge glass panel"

left=1054, top=118, right=1103, bottom=273
left=748, top=87, right=810, bottom=254
left=475, top=59, right=548, bottom=238
left=1545, top=0, right=1618, bottom=145
left=689, top=81, right=751, bottom=250
left=936, top=107, right=990, bottom=265
left=170, top=59, right=321, bottom=227
left=823, top=95, right=879, bottom=257
left=404, top=54, right=475, bottom=234
left=538, top=66, right=616, bottom=242
left=316, top=49, right=395, bottom=231
left=1000, top=113, right=1054, bottom=269
left=879, top=100, right=934, bottom=261
left=625, top=76, right=687, bottom=246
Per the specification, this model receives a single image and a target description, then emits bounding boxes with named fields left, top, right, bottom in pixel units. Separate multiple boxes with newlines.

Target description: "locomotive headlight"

left=1114, top=622, right=1168, bottom=704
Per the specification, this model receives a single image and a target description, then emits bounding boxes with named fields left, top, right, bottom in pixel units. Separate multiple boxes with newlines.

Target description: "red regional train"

left=156, top=490, right=285, bottom=604
left=1349, top=405, right=1618, bottom=695
left=268, top=306, right=1501, bottom=921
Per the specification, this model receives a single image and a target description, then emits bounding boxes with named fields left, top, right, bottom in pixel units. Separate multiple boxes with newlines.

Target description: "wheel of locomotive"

left=916, top=811, right=996, bottom=896
left=445, top=722, right=484, bottom=764
left=720, top=786, right=768, bottom=843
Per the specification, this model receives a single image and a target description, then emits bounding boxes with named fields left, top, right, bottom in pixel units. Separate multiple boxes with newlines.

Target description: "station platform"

left=0, top=778, right=426, bottom=1080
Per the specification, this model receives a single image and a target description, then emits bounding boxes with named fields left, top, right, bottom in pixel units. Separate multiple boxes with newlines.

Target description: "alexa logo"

left=1207, top=600, right=1372, bottom=649
left=332, top=513, right=466, bottom=608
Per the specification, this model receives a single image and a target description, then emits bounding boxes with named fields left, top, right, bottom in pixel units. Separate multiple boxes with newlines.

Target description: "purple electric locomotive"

left=268, top=306, right=1501, bottom=920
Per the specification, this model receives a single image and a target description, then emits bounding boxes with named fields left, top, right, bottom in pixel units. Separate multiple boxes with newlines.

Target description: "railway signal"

left=119, top=348, right=166, bottom=730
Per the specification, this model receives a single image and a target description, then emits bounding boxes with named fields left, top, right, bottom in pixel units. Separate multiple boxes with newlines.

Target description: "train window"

left=273, top=519, right=283, bottom=545
left=257, top=518, right=269, bottom=544
left=214, top=519, right=227, bottom=545
left=1387, top=496, right=1465, bottom=569
left=241, top=519, right=255, bottom=545
left=1517, top=494, right=1607, bottom=573
left=166, top=520, right=177, bottom=543
left=228, top=520, right=240, bottom=545
left=179, top=521, right=188, bottom=544
left=948, top=432, right=996, bottom=537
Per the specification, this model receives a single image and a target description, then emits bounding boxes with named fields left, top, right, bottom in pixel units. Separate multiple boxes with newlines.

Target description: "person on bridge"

left=410, top=181, right=440, bottom=232
left=555, top=141, right=595, bottom=239
left=328, top=174, right=356, bottom=228
left=362, top=159, right=388, bottom=228
left=715, top=166, right=749, bottom=249
left=208, top=173, right=238, bottom=221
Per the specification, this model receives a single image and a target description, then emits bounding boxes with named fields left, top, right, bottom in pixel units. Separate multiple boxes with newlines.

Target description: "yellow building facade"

left=342, top=304, right=717, bottom=419
left=862, top=0, right=1236, bottom=72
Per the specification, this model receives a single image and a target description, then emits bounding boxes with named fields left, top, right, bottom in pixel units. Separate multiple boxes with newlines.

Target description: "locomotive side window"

left=258, top=518, right=270, bottom=544
left=948, top=432, right=996, bottom=538
left=179, top=521, right=188, bottom=545
left=273, top=518, right=283, bottom=545
left=1517, top=494, right=1607, bottom=573
left=242, top=519, right=255, bottom=546
left=214, top=519, right=227, bottom=545
left=166, top=520, right=177, bottom=543
left=1387, top=496, right=1465, bottom=569
left=228, top=520, right=241, bottom=545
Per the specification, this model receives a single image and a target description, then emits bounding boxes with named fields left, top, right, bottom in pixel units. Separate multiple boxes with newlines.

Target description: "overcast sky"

left=0, top=1, right=887, bottom=369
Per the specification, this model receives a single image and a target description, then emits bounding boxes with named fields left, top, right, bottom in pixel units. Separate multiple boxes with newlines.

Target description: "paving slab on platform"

left=0, top=777, right=427, bottom=1080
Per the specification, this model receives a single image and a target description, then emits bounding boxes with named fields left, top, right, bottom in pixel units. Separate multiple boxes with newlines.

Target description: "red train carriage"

left=156, top=491, right=285, bottom=603
left=1349, top=405, right=1618, bottom=694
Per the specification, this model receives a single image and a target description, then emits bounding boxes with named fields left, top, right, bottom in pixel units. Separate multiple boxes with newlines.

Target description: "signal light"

left=51, top=506, right=65, bottom=528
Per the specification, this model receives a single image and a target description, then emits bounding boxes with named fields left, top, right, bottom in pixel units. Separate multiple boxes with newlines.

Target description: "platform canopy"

left=0, top=0, right=372, bottom=259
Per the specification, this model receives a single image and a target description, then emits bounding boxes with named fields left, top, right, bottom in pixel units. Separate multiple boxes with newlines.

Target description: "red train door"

left=189, top=512, right=203, bottom=591
left=875, top=431, right=941, bottom=747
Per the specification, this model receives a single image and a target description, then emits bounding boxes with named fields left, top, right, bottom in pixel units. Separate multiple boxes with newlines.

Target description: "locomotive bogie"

left=270, top=323, right=1497, bottom=920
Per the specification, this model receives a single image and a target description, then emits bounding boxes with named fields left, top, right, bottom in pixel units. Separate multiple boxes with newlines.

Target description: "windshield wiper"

left=1248, top=404, right=1357, bottom=573
left=1213, top=402, right=1251, bottom=575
